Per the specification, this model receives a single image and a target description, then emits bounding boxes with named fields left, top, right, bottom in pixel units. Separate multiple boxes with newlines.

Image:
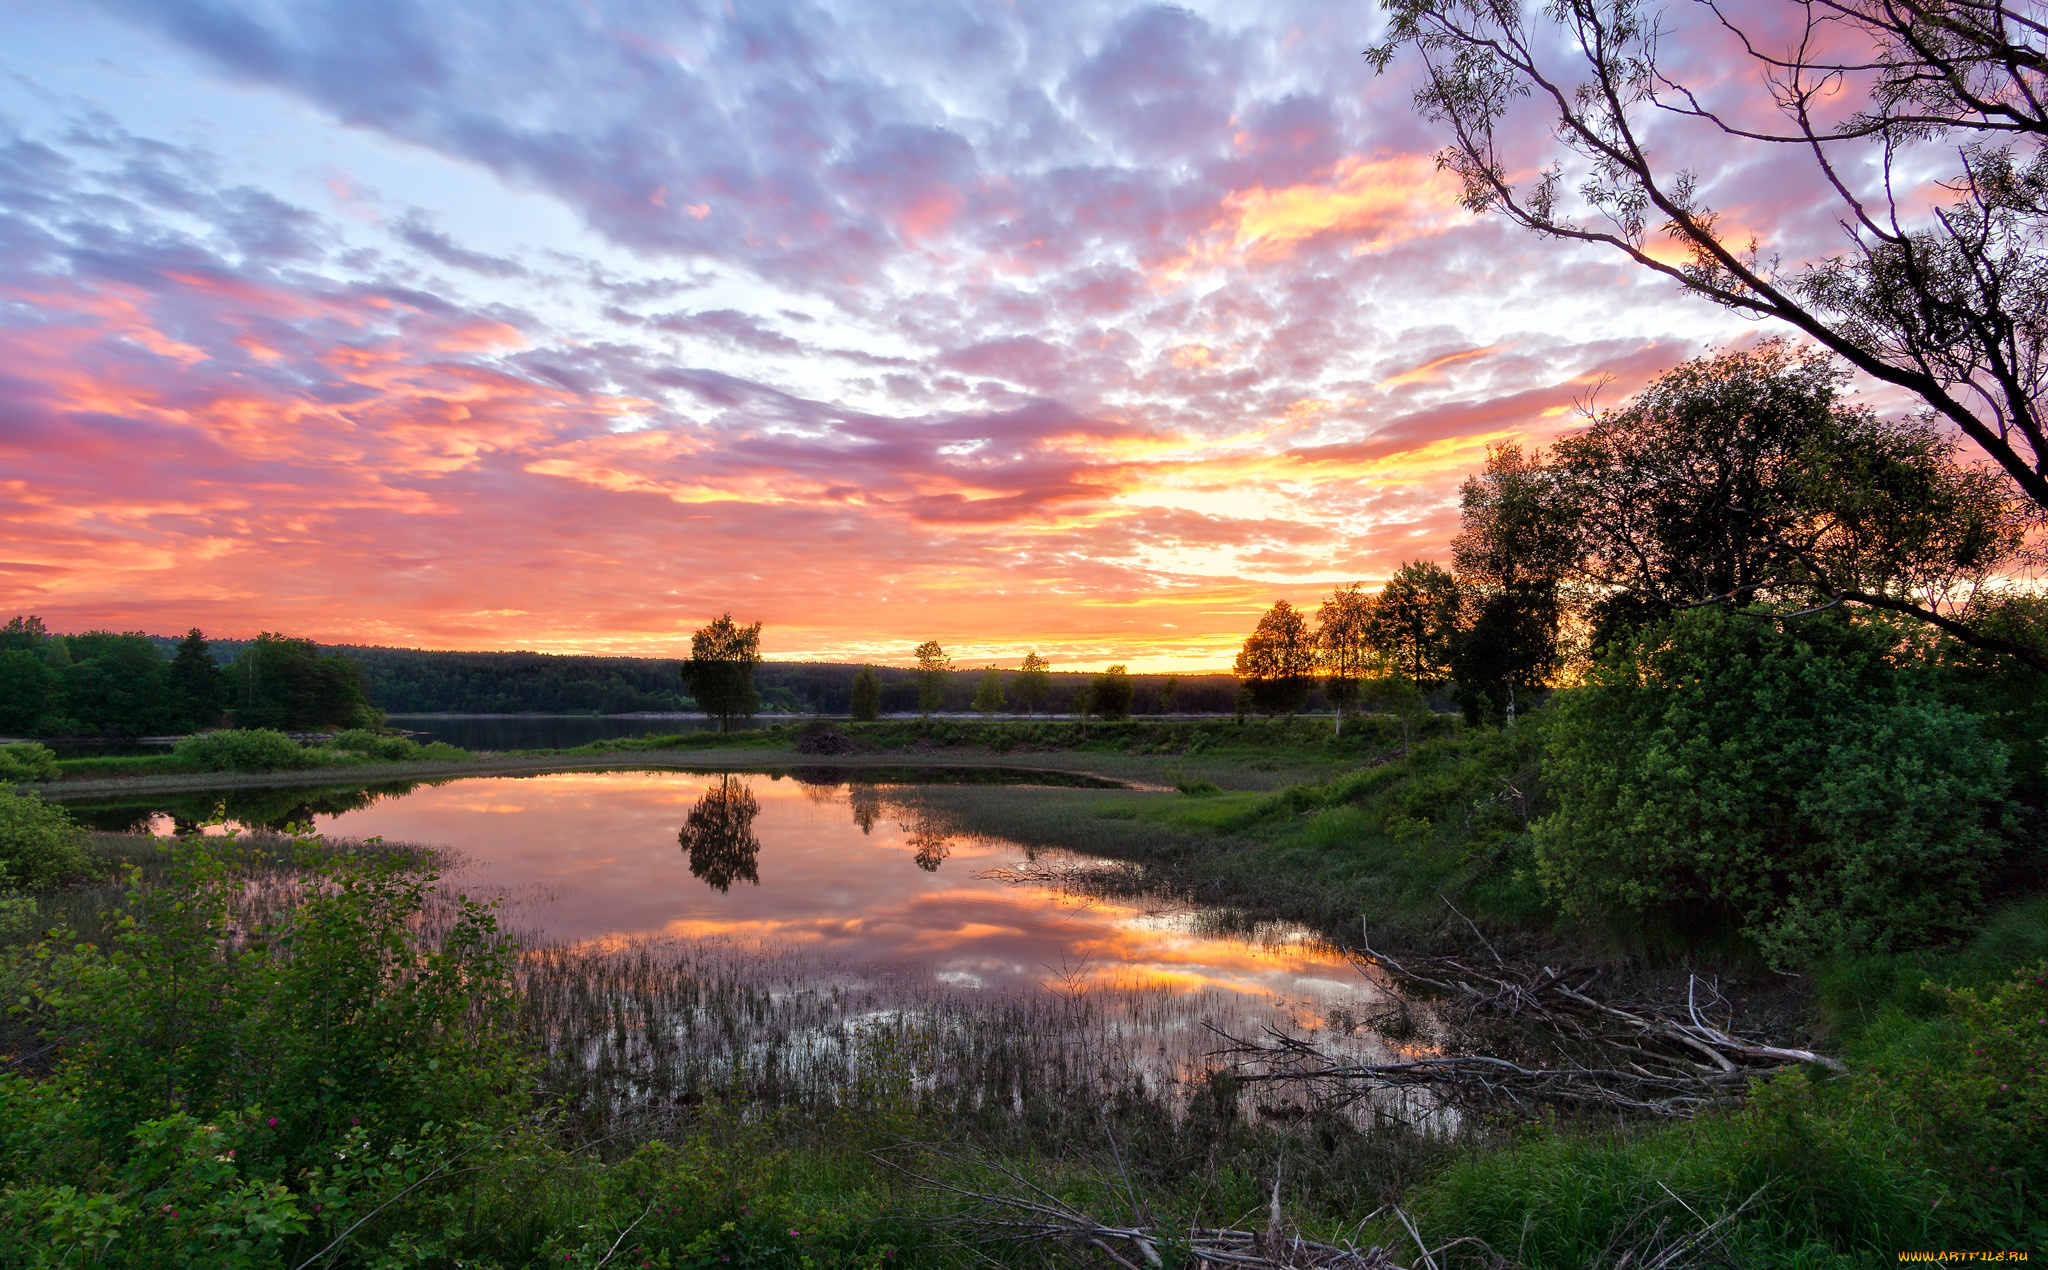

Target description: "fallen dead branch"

left=1209, top=914, right=1841, bottom=1120
left=1208, top=1026, right=1752, bottom=1117
left=1355, top=914, right=1843, bottom=1075
left=876, top=1145, right=1496, bottom=1269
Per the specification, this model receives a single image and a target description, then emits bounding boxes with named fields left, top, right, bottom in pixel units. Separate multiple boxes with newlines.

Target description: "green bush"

left=0, top=742, right=58, bottom=785
left=0, top=825, right=536, bottom=1266
left=1857, top=963, right=2047, bottom=1237
left=331, top=727, right=413, bottom=760
left=170, top=729, right=316, bottom=772
left=1535, top=607, right=2011, bottom=963
left=0, top=789, right=88, bottom=889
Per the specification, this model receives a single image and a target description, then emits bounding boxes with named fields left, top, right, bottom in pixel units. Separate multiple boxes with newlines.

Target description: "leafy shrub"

left=331, top=726, right=412, bottom=760
left=329, top=730, right=470, bottom=764
left=1535, top=607, right=2010, bottom=963
left=1858, top=963, right=2047, bottom=1239
left=0, top=825, right=535, bottom=1265
left=0, top=742, right=58, bottom=785
left=0, top=789, right=88, bottom=888
left=171, top=729, right=315, bottom=772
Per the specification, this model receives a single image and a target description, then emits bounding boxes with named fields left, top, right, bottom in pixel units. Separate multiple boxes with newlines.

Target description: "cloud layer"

left=0, top=0, right=1797, bottom=665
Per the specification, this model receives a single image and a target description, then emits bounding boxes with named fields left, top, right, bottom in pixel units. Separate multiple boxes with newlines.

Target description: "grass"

left=50, top=753, right=201, bottom=780
left=1378, top=896, right=2048, bottom=1266
left=865, top=724, right=1558, bottom=951
left=14, top=726, right=2046, bottom=1267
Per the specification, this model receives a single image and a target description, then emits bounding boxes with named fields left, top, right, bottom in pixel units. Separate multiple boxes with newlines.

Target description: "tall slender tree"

left=912, top=640, right=951, bottom=719
left=1450, top=446, right=1575, bottom=725
left=848, top=665, right=882, bottom=722
left=681, top=615, right=763, bottom=733
left=970, top=668, right=1006, bottom=717
left=1015, top=651, right=1051, bottom=715
left=1365, top=562, right=1462, bottom=685
left=170, top=629, right=226, bottom=731
left=1315, top=583, right=1376, bottom=730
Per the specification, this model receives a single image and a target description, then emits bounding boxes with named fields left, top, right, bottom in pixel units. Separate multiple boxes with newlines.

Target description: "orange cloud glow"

left=1158, top=154, right=1468, bottom=281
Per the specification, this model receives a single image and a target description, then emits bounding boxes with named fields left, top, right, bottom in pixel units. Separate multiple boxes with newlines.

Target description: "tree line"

left=0, top=621, right=376, bottom=738
left=0, top=616, right=1246, bottom=739
left=681, top=619, right=1238, bottom=731
left=1232, top=340, right=2045, bottom=728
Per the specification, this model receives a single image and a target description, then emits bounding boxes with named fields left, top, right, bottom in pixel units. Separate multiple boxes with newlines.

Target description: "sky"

left=0, top=0, right=1814, bottom=668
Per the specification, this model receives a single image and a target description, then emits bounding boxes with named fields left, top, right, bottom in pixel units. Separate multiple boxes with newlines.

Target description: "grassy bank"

left=8, top=695, right=2043, bottom=1266
left=25, top=716, right=1428, bottom=806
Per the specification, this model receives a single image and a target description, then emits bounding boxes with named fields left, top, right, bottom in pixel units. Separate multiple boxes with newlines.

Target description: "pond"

left=92, top=770, right=1355, bottom=999
left=70, top=769, right=1414, bottom=1122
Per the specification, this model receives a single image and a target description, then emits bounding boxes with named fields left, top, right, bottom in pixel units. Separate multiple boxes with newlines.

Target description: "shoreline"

left=21, top=746, right=1203, bottom=799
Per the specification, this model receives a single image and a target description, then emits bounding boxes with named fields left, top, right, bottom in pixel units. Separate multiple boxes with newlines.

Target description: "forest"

left=0, top=625, right=1246, bottom=739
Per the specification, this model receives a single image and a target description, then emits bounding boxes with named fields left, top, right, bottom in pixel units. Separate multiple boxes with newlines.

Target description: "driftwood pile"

left=1211, top=911, right=1841, bottom=1120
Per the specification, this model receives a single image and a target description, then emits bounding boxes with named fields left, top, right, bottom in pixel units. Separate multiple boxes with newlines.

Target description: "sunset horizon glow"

left=3, top=0, right=1850, bottom=671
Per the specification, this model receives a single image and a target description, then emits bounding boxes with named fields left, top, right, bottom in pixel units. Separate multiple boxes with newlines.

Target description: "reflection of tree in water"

left=896, top=808, right=953, bottom=872
left=69, top=781, right=425, bottom=835
left=678, top=774, right=762, bottom=892
left=848, top=784, right=881, bottom=835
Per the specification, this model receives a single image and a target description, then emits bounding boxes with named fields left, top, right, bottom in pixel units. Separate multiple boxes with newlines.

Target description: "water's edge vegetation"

left=2, top=684, right=2044, bottom=1266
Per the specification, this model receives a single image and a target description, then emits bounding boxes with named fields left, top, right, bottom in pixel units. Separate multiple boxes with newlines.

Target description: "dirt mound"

left=795, top=726, right=858, bottom=755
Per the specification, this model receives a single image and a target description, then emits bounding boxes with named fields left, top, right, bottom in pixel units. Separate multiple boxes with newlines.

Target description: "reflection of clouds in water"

left=307, top=771, right=1371, bottom=1006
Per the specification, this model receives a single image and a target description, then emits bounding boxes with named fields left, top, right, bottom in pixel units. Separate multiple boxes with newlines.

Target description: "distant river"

left=386, top=713, right=784, bottom=750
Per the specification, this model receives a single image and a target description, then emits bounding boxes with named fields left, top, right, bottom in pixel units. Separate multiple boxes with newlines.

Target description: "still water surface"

left=278, top=771, right=1369, bottom=1006
left=103, top=770, right=1412, bottom=1115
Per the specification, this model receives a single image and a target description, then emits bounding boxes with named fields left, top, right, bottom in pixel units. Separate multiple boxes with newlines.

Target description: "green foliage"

left=61, top=633, right=174, bottom=738
left=230, top=634, right=375, bottom=732
left=1859, top=964, right=2047, bottom=1234
left=0, top=743, right=59, bottom=785
left=0, top=649, right=62, bottom=736
left=328, top=729, right=469, bottom=764
left=1923, top=592, right=2048, bottom=805
left=681, top=614, right=763, bottom=733
left=168, top=629, right=226, bottom=731
left=1365, top=561, right=1461, bottom=684
left=1090, top=665, right=1133, bottom=720
left=0, top=789, right=89, bottom=889
left=1404, top=911, right=2048, bottom=1263
left=1234, top=601, right=1315, bottom=715
left=0, top=825, right=536, bottom=1267
left=848, top=665, right=882, bottom=722
left=1535, top=607, right=2011, bottom=963
left=912, top=640, right=950, bottom=718
left=1015, top=651, right=1051, bottom=714
left=1450, top=444, right=1571, bottom=722
left=969, top=668, right=1006, bottom=717
left=1165, top=764, right=1221, bottom=796
left=171, top=729, right=317, bottom=773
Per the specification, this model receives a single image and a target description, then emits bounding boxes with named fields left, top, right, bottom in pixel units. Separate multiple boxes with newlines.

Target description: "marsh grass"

left=30, top=829, right=440, bottom=951
left=511, top=931, right=1465, bottom=1225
